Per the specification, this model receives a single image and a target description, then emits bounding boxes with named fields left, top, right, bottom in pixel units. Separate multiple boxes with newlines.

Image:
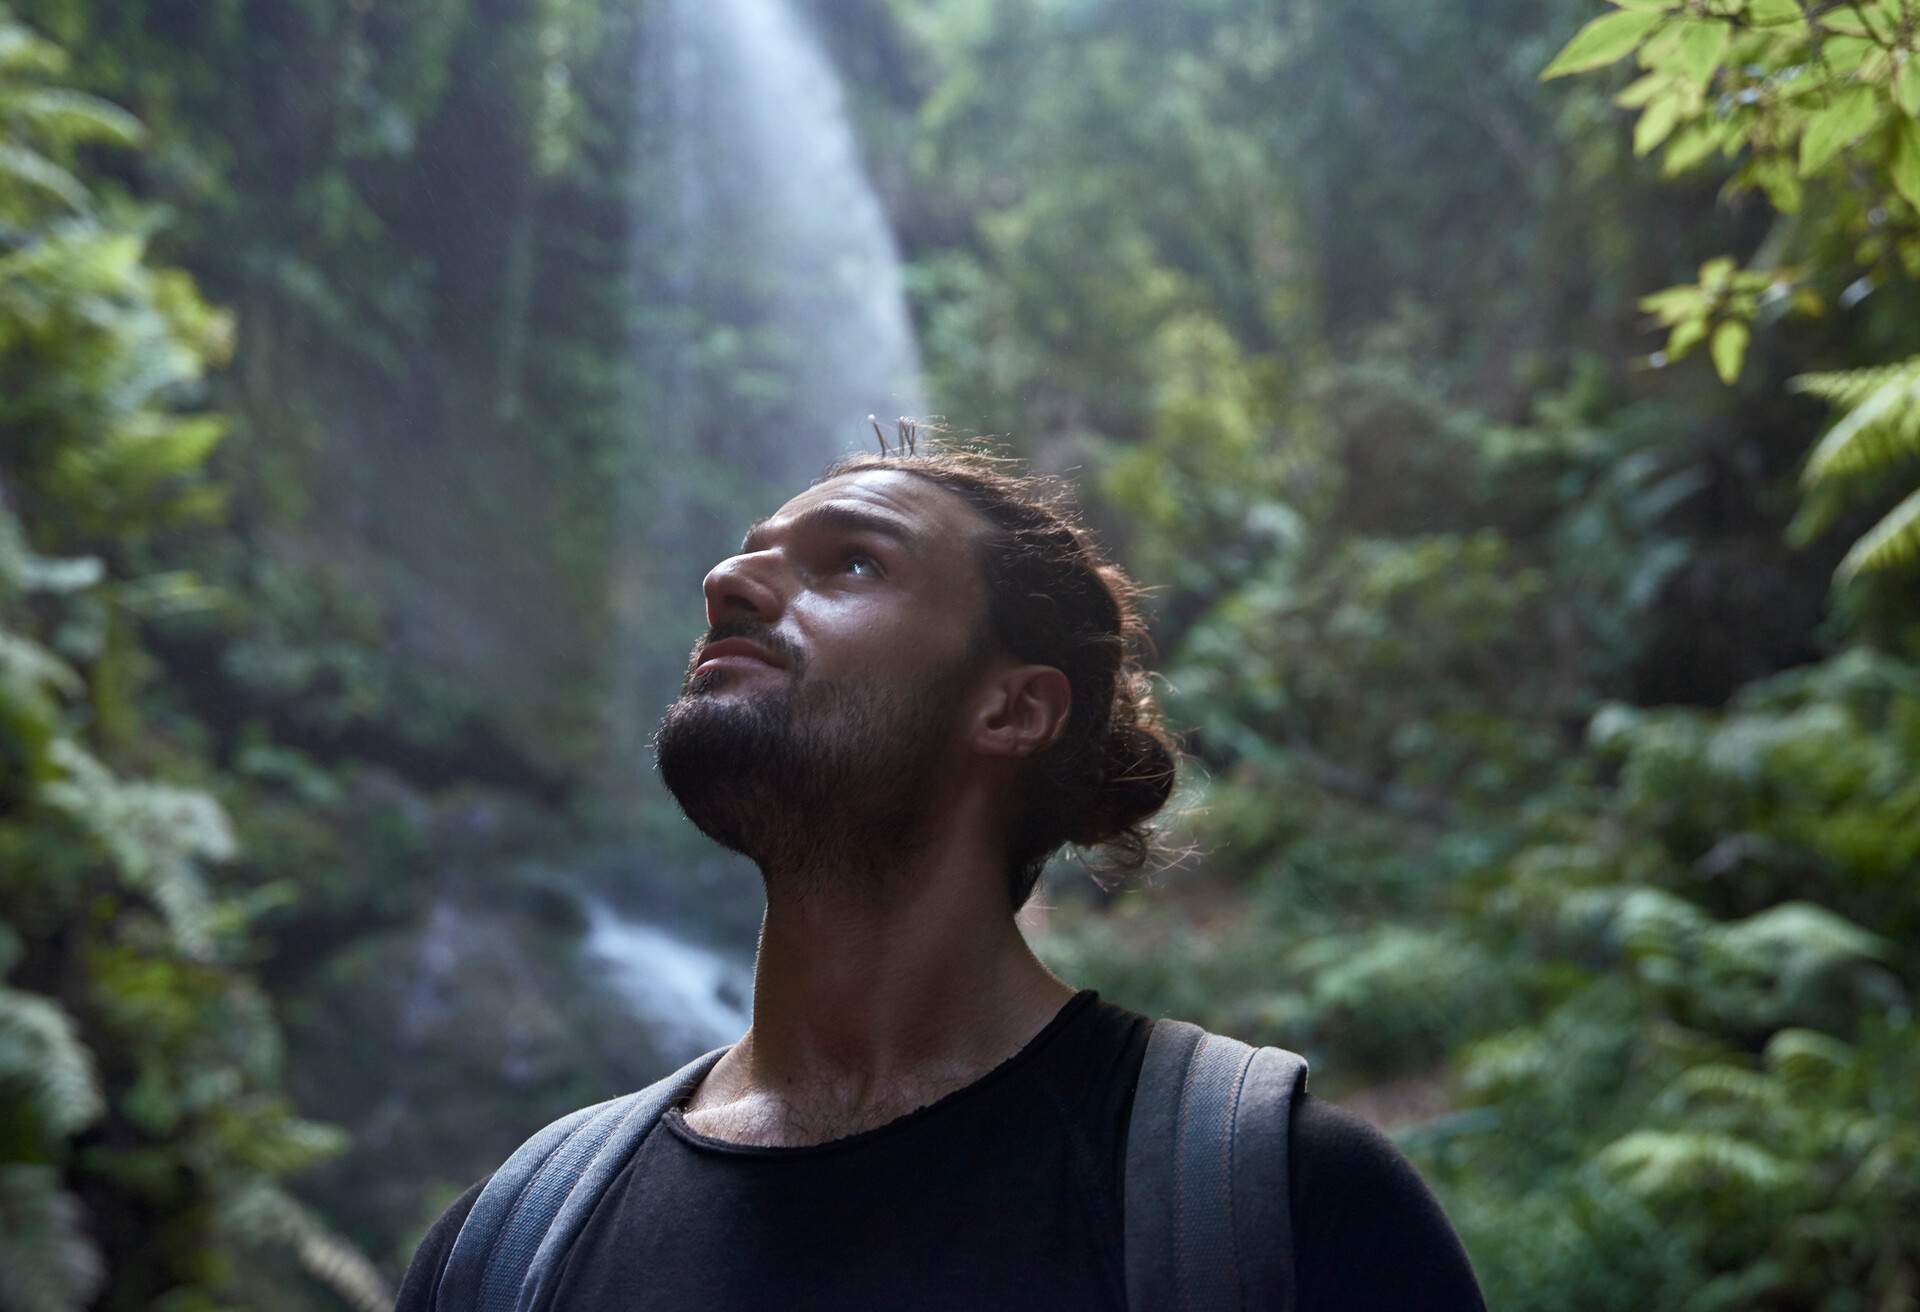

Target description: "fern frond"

left=1836, top=485, right=1920, bottom=579
left=1599, top=1129, right=1796, bottom=1197
left=0, top=989, right=102, bottom=1137
left=39, top=740, right=235, bottom=958
left=1662, top=1063, right=1780, bottom=1115
left=0, top=87, right=141, bottom=148
left=1762, top=1028, right=1853, bottom=1087
left=1714, top=901, right=1887, bottom=973
left=0, top=629, right=83, bottom=702
left=0, top=18, right=65, bottom=82
left=1790, top=358, right=1919, bottom=410
left=0, top=1166, right=103, bottom=1312
left=0, top=140, right=85, bottom=210
left=1796, top=356, right=1920, bottom=485
left=221, top=1183, right=393, bottom=1312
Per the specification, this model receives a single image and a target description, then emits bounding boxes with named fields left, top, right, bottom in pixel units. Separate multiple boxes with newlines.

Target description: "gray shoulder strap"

left=1124, top=1018, right=1309, bottom=1312
left=436, top=1045, right=728, bottom=1312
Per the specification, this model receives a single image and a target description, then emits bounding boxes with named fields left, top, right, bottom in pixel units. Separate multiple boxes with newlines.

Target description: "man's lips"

left=696, top=637, right=785, bottom=670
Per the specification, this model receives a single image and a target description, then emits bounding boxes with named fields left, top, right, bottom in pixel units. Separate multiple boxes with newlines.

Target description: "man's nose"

left=702, top=552, right=784, bottom=628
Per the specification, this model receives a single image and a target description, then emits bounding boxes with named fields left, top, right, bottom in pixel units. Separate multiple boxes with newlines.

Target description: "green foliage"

left=913, top=1, right=1919, bottom=1305
left=1436, top=655, right=1920, bottom=1306
left=1546, top=0, right=1920, bottom=576
left=1047, top=647, right=1920, bottom=1305
left=1793, top=355, right=1920, bottom=574
left=1, top=0, right=1913, bottom=1304
left=0, top=8, right=380, bottom=1306
left=0, top=7, right=138, bottom=224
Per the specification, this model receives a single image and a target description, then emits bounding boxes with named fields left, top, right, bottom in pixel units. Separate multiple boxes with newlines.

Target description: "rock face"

left=301, top=881, right=755, bottom=1271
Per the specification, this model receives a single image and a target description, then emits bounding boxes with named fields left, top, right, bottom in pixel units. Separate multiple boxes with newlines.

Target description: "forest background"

left=3, top=0, right=1918, bottom=1308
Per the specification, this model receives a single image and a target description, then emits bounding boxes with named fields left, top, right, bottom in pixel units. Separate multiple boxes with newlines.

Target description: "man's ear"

left=970, top=664, right=1072, bottom=760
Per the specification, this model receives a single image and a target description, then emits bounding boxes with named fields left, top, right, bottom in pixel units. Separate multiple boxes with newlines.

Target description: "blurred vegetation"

left=0, top=8, right=389, bottom=1307
left=1, top=0, right=664, bottom=1304
left=873, top=0, right=1920, bottom=1304
left=0, top=0, right=1916, bottom=1307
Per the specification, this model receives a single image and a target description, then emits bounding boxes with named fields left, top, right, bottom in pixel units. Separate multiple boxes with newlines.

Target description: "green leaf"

left=1711, top=319, right=1750, bottom=383
left=1640, top=283, right=1709, bottom=319
left=1894, top=117, right=1920, bottom=210
left=1615, top=72, right=1669, bottom=108
left=1667, top=20, right=1732, bottom=87
left=1663, top=120, right=1725, bottom=173
left=1745, top=155, right=1805, bottom=212
left=1635, top=93, right=1685, bottom=155
left=1668, top=317, right=1708, bottom=357
left=1818, top=34, right=1878, bottom=75
left=1743, top=0, right=1805, bottom=26
left=1818, top=8, right=1873, bottom=35
left=1799, top=86, right=1881, bottom=174
left=1899, top=58, right=1920, bottom=118
left=1542, top=9, right=1666, bottom=79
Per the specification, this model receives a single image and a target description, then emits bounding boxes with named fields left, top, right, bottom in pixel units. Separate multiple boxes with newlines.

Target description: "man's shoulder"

left=1286, top=1093, right=1487, bottom=1310
left=1120, top=1016, right=1485, bottom=1310
left=1290, top=1092, right=1420, bottom=1184
left=394, top=1176, right=488, bottom=1312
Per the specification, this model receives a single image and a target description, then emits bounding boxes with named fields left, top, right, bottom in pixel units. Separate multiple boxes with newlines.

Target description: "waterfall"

left=582, top=900, right=753, bottom=1055
left=587, top=0, right=923, bottom=1036
left=607, top=0, right=925, bottom=815
left=651, top=0, right=926, bottom=475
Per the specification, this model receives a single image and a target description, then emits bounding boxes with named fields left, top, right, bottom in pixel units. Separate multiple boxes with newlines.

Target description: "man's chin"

left=654, top=696, right=780, bottom=809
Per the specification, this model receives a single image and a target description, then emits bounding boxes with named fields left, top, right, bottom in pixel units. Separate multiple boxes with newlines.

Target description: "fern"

left=1837, top=485, right=1920, bottom=576
left=0, top=629, right=82, bottom=704
left=1712, top=901, right=1887, bottom=976
left=1761, top=1028, right=1853, bottom=1088
left=220, top=1182, right=394, bottom=1312
left=1599, top=1129, right=1796, bottom=1198
left=1791, top=358, right=1920, bottom=415
left=1790, top=356, right=1920, bottom=578
left=38, top=739, right=236, bottom=959
left=0, top=1166, right=103, bottom=1312
left=0, top=989, right=101, bottom=1138
left=0, top=8, right=142, bottom=226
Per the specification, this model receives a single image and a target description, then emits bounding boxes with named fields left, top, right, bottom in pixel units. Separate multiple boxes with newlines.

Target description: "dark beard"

left=651, top=658, right=975, bottom=899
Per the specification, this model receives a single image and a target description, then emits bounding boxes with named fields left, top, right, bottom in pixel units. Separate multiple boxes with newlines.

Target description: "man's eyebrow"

left=740, top=504, right=928, bottom=555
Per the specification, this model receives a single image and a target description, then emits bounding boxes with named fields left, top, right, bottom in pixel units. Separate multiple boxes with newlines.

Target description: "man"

left=397, top=436, right=1486, bottom=1310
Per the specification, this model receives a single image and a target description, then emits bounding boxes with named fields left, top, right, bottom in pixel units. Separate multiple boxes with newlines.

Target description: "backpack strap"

left=1123, top=1018, right=1309, bottom=1312
left=436, top=1045, right=729, bottom=1312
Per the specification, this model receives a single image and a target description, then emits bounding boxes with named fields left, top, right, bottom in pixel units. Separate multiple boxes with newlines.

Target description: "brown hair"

left=820, top=423, right=1183, bottom=907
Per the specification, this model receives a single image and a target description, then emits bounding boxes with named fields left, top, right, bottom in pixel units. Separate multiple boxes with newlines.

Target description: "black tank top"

left=396, top=992, right=1486, bottom=1310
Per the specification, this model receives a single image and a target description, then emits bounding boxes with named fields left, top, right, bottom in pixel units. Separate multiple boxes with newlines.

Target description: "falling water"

left=589, top=0, right=925, bottom=1027
left=607, top=0, right=926, bottom=811
left=582, top=900, right=753, bottom=1055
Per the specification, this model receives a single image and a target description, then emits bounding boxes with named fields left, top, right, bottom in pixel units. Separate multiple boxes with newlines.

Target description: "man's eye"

left=842, top=553, right=882, bottom=577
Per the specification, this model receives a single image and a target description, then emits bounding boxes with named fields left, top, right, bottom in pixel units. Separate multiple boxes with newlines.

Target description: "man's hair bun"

left=1064, top=690, right=1180, bottom=859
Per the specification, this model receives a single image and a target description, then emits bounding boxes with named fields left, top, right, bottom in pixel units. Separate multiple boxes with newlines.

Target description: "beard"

left=651, top=637, right=981, bottom=900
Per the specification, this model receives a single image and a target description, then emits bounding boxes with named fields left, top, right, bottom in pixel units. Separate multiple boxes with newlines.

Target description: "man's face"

left=651, top=469, right=997, bottom=885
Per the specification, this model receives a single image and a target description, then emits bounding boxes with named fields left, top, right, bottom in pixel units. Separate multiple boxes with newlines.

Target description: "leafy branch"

left=1545, top=0, right=1920, bottom=575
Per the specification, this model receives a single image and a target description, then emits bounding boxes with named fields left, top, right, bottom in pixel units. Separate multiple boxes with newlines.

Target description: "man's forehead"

left=746, top=469, right=987, bottom=549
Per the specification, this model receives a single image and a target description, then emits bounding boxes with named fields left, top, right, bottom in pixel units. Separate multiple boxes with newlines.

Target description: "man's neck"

left=680, top=832, right=1075, bottom=1147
